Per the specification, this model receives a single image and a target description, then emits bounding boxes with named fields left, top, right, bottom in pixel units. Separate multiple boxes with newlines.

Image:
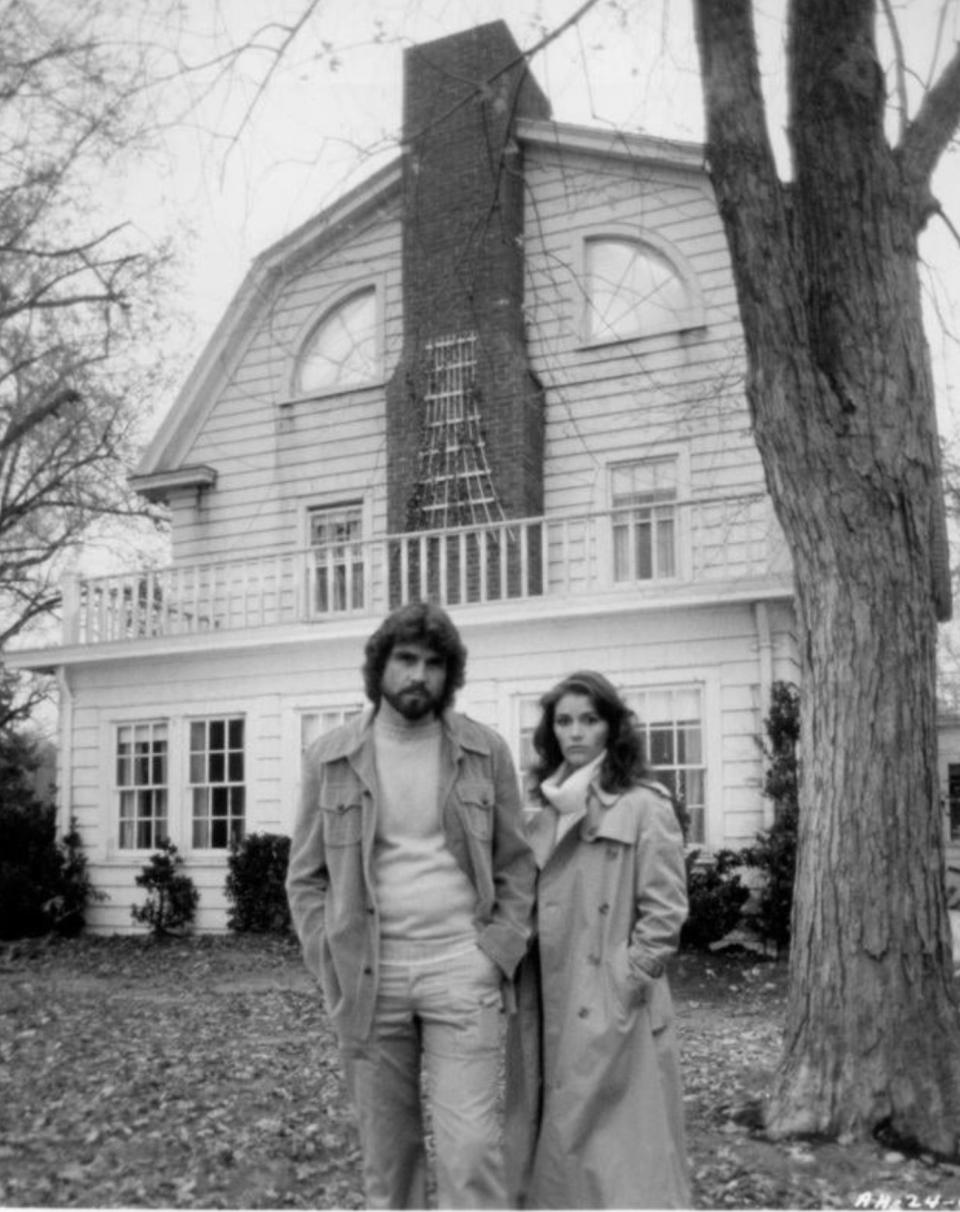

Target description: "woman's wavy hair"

left=531, top=670, right=650, bottom=796
left=362, top=602, right=467, bottom=711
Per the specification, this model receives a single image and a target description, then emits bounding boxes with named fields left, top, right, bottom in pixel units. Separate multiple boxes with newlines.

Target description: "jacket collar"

left=319, top=705, right=492, bottom=762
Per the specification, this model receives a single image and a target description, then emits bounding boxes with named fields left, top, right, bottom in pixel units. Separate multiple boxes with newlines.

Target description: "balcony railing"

left=63, top=497, right=791, bottom=646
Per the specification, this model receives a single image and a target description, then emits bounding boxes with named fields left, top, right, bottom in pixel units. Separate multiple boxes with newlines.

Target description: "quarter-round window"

left=584, top=238, right=689, bottom=344
left=295, top=288, right=378, bottom=394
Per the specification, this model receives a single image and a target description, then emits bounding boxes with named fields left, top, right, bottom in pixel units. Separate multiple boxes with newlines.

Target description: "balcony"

left=62, top=496, right=792, bottom=647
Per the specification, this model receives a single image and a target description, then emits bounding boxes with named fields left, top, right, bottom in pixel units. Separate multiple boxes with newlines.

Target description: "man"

left=286, top=602, right=535, bottom=1209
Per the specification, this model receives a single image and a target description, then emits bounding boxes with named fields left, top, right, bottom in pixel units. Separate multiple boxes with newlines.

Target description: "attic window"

left=295, top=287, right=378, bottom=395
left=583, top=237, right=699, bottom=345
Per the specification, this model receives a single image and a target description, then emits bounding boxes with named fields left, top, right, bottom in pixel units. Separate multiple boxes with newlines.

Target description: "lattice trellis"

left=410, top=333, right=504, bottom=529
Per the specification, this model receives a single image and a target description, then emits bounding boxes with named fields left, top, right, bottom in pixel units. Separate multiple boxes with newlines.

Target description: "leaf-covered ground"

left=2, top=934, right=959, bottom=1209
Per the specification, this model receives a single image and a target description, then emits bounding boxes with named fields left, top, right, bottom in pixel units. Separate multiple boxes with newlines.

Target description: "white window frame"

left=623, top=685, right=707, bottom=847
left=287, top=280, right=385, bottom=401
left=601, top=448, right=690, bottom=587
left=303, top=496, right=372, bottom=617
left=114, top=719, right=170, bottom=853
left=574, top=228, right=705, bottom=348
left=187, top=714, right=247, bottom=852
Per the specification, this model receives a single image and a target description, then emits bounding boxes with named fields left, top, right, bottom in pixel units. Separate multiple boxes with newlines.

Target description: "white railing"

left=63, top=497, right=791, bottom=645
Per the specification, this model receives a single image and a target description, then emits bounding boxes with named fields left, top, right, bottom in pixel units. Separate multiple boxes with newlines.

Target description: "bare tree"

left=693, top=0, right=960, bottom=1154
left=0, top=1, right=176, bottom=670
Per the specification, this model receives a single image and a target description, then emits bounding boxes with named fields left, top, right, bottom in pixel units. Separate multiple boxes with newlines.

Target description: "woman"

left=505, top=671, right=691, bottom=1209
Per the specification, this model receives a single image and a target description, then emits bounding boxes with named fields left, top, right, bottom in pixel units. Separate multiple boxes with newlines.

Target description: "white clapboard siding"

left=520, top=140, right=766, bottom=536
left=162, top=209, right=401, bottom=564
left=68, top=597, right=796, bottom=931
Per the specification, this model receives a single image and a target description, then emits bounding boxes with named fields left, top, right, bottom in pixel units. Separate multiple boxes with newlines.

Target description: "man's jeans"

left=337, top=938, right=506, bottom=1209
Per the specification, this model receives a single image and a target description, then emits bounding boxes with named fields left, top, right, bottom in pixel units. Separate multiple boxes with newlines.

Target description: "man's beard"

left=381, top=684, right=441, bottom=721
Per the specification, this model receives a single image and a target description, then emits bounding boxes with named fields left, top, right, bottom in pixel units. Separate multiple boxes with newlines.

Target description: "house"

left=7, top=21, right=800, bottom=932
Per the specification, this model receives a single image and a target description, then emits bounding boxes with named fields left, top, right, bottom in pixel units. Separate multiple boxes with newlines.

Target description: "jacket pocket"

left=322, top=800, right=362, bottom=846
left=456, top=779, right=494, bottom=840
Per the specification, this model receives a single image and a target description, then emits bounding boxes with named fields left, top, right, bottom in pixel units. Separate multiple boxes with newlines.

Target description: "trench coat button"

left=606, top=846, right=619, bottom=859
left=363, top=966, right=372, bottom=975
left=586, top=954, right=601, bottom=966
left=598, top=902, right=610, bottom=914
left=577, top=1007, right=590, bottom=1018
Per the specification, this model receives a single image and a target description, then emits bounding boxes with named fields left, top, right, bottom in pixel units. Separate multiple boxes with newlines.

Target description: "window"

left=948, top=764, right=960, bottom=842
left=309, top=502, right=365, bottom=613
left=295, top=287, right=378, bottom=395
left=117, top=722, right=168, bottom=849
left=626, top=687, right=705, bottom=845
left=190, top=717, right=245, bottom=849
left=611, top=458, right=678, bottom=582
left=300, top=707, right=364, bottom=752
left=584, top=237, right=691, bottom=344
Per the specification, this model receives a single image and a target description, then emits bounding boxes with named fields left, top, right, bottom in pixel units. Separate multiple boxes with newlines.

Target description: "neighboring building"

left=7, top=21, right=799, bottom=932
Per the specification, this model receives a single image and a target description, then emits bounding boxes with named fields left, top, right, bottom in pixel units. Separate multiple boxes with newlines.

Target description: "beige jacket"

left=286, top=708, right=536, bottom=1040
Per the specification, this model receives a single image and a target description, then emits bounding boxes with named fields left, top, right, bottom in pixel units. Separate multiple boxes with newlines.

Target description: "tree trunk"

left=693, top=0, right=960, bottom=1154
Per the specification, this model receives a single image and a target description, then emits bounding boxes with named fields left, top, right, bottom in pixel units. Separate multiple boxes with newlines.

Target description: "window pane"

left=310, top=504, right=365, bottom=614
left=634, top=518, right=653, bottom=579
left=116, top=721, right=168, bottom=849
left=297, top=289, right=377, bottom=394
left=656, top=516, right=676, bottom=577
left=191, top=718, right=245, bottom=849
left=649, top=725, right=675, bottom=766
left=586, top=238, right=687, bottom=343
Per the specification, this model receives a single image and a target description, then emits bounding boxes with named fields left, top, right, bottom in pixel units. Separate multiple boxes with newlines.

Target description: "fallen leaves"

left=3, top=937, right=960, bottom=1209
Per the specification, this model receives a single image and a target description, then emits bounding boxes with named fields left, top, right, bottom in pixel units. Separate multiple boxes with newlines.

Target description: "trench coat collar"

left=526, top=776, right=626, bottom=869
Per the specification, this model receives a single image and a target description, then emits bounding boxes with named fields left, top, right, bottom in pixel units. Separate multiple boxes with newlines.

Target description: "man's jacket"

left=286, top=707, right=536, bottom=1039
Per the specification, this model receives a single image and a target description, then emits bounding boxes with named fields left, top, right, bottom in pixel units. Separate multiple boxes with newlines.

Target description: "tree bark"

left=693, top=0, right=960, bottom=1154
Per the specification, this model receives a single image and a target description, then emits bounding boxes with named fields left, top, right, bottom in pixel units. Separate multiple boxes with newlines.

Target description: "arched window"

left=294, top=287, right=378, bottom=395
left=583, top=237, right=698, bottom=345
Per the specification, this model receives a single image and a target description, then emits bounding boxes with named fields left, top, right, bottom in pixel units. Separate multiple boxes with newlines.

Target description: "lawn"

left=1, top=934, right=958, bottom=1209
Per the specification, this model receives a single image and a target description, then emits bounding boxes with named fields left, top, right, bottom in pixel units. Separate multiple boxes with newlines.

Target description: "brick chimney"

left=385, top=21, right=551, bottom=533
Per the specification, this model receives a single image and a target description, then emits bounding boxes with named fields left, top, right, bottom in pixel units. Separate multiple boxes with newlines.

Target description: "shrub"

left=0, top=721, right=103, bottom=939
left=739, top=681, right=800, bottom=954
left=680, top=847, right=751, bottom=951
left=0, top=798, right=63, bottom=939
left=43, top=817, right=106, bottom=937
left=225, top=832, right=292, bottom=933
left=131, top=841, right=199, bottom=936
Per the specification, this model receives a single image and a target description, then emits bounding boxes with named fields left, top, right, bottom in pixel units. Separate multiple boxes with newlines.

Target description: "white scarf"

left=540, top=751, right=607, bottom=847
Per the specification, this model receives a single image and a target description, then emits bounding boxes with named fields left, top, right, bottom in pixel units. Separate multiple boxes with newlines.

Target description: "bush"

left=0, top=799, right=63, bottom=939
left=44, top=817, right=106, bottom=937
left=225, top=832, right=292, bottom=933
left=131, top=841, right=199, bottom=936
left=0, top=722, right=103, bottom=939
left=681, top=848, right=751, bottom=951
left=739, top=681, right=800, bottom=954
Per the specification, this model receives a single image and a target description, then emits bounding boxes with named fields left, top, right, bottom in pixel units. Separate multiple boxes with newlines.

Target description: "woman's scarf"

left=540, top=751, right=607, bottom=847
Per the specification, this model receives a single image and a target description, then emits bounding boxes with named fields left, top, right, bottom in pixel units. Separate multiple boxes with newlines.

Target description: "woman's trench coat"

left=504, top=778, right=691, bottom=1209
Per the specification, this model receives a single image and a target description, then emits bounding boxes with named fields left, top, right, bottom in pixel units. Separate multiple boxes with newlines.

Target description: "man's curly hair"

left=362, top=602, right=467, bottom=711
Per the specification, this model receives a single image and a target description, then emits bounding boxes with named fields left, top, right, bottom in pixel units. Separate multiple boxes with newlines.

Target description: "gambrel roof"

left=131, top=120, right=706, bottom=498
